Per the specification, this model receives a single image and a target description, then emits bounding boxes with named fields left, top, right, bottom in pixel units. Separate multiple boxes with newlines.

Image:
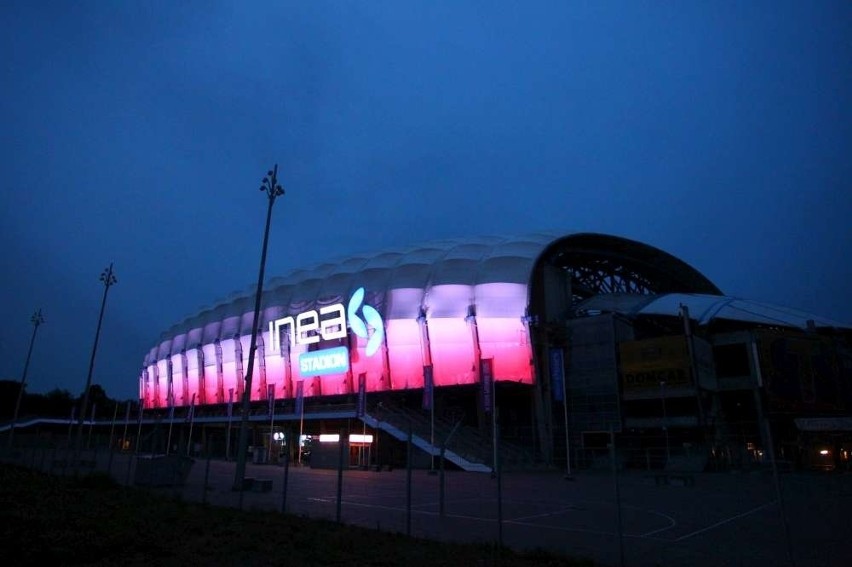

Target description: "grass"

left=0, top=463, right=595, bottom=566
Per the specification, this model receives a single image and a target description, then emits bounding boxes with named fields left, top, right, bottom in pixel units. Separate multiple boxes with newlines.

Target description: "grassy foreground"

left=0, top=464, right=594, bottom=566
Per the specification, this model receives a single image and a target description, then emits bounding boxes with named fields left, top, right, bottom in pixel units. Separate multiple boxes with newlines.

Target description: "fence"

left=2, top=426, right=851, bottom=567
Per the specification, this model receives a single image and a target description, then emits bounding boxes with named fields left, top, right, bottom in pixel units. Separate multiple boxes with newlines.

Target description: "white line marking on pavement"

left=674, top=501, right=776, bottom=542
left=510, top=506, right=580, bottom=522
left=635, top=510, right=678, bottom=537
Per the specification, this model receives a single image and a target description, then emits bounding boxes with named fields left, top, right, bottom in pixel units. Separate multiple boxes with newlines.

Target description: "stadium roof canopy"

left=161, top=230, right=722, bottom=341
left=574, top=293, right=852, bottom=331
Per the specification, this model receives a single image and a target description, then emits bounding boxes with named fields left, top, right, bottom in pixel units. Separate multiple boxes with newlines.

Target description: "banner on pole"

left=294, top=381, right=304, bottom=416
left=268, top=384, right=275, bottom=416
left=549, top=347, right=565, bottom=402
left=422, top=365, right=433, bottom=411
left=137, top=400, right=143, bottom=423
left=227, top=388, right=234, bottom=418
left=90, top=402, right=97, bottom=422
left=480, top=358, right=493, bottom=414
left=357, top=373, right=367, bottom=417
left=124, top=400, right=131, bottom=423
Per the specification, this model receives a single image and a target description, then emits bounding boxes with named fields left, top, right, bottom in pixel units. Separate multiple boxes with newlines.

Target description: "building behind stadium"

left=140, top=231, right=852, bottom=473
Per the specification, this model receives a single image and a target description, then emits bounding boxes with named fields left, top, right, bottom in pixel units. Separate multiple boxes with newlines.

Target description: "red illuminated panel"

left=478, top=317, right=533, bottom=383
left=350, top=331, right=389, bottom=392
left=186, top=351, right=200, bottom=404
left=428, top=318, right=477, bottom=386
left=221, top=361, right=238, bottom=401
left=264, top=351, right=290, bottom=399
left=385, top=319, right=424, bottom=390
left=220, top=337, right=240, bottom=400
left=171, top=354, right=186, bottom=406
left=201, top=344, right=220, bottom=404
left=143, top=365, right=155, bottom=408
left=303, top=376, right=322, bottom=398
left=318, top=372, right=352, bottom=396
left=156, top=359, right=169, bottom=407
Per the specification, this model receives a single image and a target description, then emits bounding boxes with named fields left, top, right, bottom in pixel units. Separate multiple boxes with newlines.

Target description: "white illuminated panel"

left=349, top=434, right=374, bottom=444
left=318, top=434, right=340, bottom=443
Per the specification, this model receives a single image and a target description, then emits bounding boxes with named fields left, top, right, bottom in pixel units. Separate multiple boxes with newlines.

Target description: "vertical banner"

left=550, top=347, right=565, bottom=402
left=294, top=381, right=304, bottom=416
left=268, top=384, right=275, bottom=416
left=137, top=399, right=144, bottom=423
left=167, top=395, right=174, bottom=421
left=90, top=402, right=97, bottom=422
left=226, top=388, right=234, bottom=418
left=124, top=400, right=131, bottom=423
left=357, top=373, right=367, bottom=417
left=481, top=358, right=494, bottom=414
left=422, top=365, right=434, bottom=411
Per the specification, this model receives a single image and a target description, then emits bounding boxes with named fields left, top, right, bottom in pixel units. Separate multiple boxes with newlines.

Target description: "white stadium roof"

left=574, top=293, right=852, bottom=331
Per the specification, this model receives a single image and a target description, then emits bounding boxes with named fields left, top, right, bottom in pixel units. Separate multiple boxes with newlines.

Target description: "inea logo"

left=347, top=287, right=384, bottom=356
left=268, top=287, right=384, bottom=374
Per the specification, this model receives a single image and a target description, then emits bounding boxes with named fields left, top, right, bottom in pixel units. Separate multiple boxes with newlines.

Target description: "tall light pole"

left=7, top=309, right=45, bottom=449
left=660, top=380, right=670, bottom=464
left=75, top=263, right=117, bottom=458
left=233, top=165, right=285, bottom=492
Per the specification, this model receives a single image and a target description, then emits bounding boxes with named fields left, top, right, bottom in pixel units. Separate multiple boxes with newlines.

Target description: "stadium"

left=139, top=231, right=852, bottom=473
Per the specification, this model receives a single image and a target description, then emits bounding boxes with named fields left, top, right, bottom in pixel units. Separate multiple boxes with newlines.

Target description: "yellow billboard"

left=619, top=336, right=692, bottom=390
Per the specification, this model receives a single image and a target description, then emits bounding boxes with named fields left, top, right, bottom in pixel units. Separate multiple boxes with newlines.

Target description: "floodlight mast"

left=7, top=309, right=45, bottom=449
left=233, top=165, right=285, bottom=493
left=75, top=263, right=117, bottom=461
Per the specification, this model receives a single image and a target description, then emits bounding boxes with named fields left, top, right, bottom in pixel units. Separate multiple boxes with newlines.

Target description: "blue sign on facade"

left=549, top=347, right=565, bottom=402
left=299, top=346, right=350, bottom=377
left=422, top=365, right=434, bottom=410
left=481, top=358, right=493, bottom=414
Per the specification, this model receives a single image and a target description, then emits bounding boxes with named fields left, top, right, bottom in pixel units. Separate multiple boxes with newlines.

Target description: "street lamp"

left=75, top=263, right=117, bottom=458
left=233, top=165, right=285, bottom=493
left=6, top=309, right=45, bottom=450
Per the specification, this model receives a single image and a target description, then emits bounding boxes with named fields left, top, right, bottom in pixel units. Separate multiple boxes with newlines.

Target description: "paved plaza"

left=7, top=448, right=852, bottom=567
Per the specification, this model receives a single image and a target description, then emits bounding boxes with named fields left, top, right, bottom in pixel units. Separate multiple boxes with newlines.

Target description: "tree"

left=79, top=384, right=111, bottom=418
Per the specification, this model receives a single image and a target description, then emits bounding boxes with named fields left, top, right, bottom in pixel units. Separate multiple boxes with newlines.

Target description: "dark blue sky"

left=2, top=1, right=850, bottom=401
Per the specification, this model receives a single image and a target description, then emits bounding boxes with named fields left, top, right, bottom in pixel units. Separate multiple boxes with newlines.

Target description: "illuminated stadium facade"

left=140, top=231, right=852, bottom=472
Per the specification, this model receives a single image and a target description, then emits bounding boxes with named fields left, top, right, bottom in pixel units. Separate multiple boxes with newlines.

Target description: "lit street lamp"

left=75, top=263, right=117, bottom=458
left=6, top=309, right=45, bottom=449
left=233, top=165, right=285, bottom=493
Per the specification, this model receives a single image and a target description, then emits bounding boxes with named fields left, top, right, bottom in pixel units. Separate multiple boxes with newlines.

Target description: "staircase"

left=361, top=400, right=538, bottom=473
